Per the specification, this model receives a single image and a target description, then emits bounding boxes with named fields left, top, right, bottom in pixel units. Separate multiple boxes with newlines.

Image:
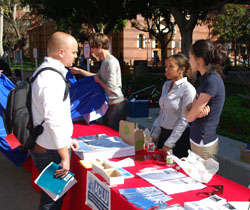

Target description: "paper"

left=116, top=168, right=134, bottom=178
left=74, top=135, right=135, bottom=160
left=137, top=168, right=186, bottom=184
left=110, top=158, right=135, bottom=167
left=86, top=171, right=111, bottom=210
left=119, top=187, right=172, bottom=210
left=153, top=176, right=206, bottom=195
left=80, top=159, right=104, bottom=169
left=5, top=133, right=21, bottom=149
left=35, top=162, right=77, bottom=201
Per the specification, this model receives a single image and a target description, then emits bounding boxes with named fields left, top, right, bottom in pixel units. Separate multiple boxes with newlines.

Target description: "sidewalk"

left=127, top=108, right=250, bottom=187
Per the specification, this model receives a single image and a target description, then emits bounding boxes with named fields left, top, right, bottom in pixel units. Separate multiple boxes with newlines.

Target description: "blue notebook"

left=35, top=162, right=77, bottom=201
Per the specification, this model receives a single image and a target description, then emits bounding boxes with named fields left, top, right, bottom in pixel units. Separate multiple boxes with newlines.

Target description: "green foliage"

left=21, top=0, right=136, bottom=37
left=206, top=4, right=250, bottom=44
left=218, top=95, right=250, bottom=143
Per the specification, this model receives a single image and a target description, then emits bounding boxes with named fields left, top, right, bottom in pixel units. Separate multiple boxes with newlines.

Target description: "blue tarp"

left=67, top=71, right=108, bottom=123
left=0, top=71, right=108, bottom=166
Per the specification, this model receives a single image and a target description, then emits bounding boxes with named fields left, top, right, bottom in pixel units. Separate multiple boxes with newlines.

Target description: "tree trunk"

left=180, top=28, right=193, bottom=57
left=171, top=7, right=198, bottom=57
left=0, top=7, right=4, bottom=57
left=160, top=37, right=166, bottom=71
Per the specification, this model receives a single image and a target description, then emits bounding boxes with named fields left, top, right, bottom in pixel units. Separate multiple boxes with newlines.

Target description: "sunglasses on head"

left=196, top=185, right=224, bottom=198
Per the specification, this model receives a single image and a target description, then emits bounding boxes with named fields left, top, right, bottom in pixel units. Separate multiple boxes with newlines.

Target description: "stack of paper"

left=119, top=187, right=172, bottom=209
left=35, top=162, right=77, bottom=201
left=137, top=168, right=206, bottom=195
left=74, top=135, right=135, bottom=160
left=184, top=195, right=238, bottom=210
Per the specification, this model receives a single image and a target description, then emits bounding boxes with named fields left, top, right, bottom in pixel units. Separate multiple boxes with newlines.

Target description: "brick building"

left=26, top=16, right=210, bottom=64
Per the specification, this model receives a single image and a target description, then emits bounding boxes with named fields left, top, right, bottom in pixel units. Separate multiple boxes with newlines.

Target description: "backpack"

left=3, top=67, right=69, bottom=151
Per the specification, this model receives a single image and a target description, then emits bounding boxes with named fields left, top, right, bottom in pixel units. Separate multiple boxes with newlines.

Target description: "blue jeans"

left=30, top=149, right=71, bottom=210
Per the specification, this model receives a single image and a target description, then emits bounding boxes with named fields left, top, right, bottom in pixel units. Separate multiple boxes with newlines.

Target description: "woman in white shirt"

left=151, top=54, right=196, bottom=158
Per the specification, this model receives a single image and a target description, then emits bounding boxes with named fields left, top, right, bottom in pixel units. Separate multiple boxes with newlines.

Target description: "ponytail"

left=190, top=40, right=228, bottom=78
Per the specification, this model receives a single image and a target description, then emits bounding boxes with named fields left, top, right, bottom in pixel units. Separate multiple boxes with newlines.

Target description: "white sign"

left=86, top=171, right=110, bottom=210
left=33, top=48, right=38, bottom=59
left=84, top=43, right=90, bottom=59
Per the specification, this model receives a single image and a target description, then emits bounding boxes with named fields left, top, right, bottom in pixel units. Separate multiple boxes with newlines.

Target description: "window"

left=155, top=39, right=159, bottom=48
left=137, top=34, right=145, bottom=49
left=175, top=41, right=180, bottom=48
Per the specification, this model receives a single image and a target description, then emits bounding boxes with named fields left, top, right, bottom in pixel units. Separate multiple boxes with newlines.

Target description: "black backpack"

left=3, top=67, right=69, bottom=151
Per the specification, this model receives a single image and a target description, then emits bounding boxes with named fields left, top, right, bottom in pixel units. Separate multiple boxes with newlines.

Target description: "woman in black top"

left=185, top=40, right=228, bottom=160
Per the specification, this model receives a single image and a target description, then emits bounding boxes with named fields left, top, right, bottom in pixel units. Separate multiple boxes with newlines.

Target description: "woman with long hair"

left=185, top=39, right=228, bottom=160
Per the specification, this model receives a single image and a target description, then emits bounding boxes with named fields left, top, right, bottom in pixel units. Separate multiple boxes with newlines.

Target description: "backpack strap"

left=31, top=67, right=70, bottom=101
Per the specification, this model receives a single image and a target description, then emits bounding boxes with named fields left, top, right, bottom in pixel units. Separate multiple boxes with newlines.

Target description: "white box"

left=92, top=161, right=124, bottom=185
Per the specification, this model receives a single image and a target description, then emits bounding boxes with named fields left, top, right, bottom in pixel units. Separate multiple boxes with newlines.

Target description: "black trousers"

left=103, top=101, right=127, bottom=131
left=157, top=127, right=190, bottom=158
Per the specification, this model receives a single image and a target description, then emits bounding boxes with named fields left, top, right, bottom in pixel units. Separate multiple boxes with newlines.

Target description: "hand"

left=54, top=159, right=70, bottom=178
left=197, top=105, right=210, bottom=118
left=0, top=70, right=3, bottom=76
left=162, top=145, right=172, bottom=153
left=71, top=140, right=79, bottom=151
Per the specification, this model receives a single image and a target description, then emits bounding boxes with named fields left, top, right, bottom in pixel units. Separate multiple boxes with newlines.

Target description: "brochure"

left=35, top=162, right=77, bottom=201
left=74, top=135, right=135, bottom=160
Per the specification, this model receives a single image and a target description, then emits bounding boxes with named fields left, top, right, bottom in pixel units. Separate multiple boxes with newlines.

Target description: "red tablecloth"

left=25, top=121, right=250, bottom=210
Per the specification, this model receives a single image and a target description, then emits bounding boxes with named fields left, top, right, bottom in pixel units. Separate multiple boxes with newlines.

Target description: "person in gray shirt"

left=70, top=33, right=126, bottom=131
left=151, top=54, right=196, bottom=158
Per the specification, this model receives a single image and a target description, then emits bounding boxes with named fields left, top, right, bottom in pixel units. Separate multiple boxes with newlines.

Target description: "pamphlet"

left=35, top=162, right=77, bottom=201
left=74, top=135, right=135, bottom=160
left=137, top=168, right=186, bottom=184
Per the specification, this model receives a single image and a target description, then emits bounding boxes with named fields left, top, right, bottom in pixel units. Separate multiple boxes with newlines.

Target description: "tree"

left=169, top=0, right=229, bottom=56
left=130, top=0, right=175, bottom=70
left=206, top=4, right=250, bottom=65
left=0, top=0, right=30, bottom=59
left=20, top=0, right=137, bottom=41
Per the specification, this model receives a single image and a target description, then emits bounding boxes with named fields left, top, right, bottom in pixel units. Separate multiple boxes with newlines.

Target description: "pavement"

left=0, top=108, right=249, bottom=210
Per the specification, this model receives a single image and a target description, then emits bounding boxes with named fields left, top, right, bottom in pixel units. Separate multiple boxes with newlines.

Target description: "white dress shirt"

left=151, top=77, right=196, bottom=148
left=31, top=57, right=73, bottom=149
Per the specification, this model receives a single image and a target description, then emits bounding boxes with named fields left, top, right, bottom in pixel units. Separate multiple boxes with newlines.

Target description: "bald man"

left=30, top=31, right=78, bottom=210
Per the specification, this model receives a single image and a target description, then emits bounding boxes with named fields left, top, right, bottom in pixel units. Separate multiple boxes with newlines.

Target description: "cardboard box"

left=92, top=161, right=124, bottom=185
left=240, top=145, right=250, bottom=164
left=119, top=120, right=145, bottom=151
left=127, top=99, right=149, bottom=118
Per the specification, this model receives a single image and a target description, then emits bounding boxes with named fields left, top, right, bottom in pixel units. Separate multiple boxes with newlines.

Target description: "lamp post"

left=145, top=38, right=150, bottom=64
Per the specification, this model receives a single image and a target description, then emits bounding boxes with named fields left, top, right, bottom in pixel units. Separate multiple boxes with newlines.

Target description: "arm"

left=54, top=146, right=70, bottom=178
left=185, top=93, right=211, bottom=122
left=94, top=75, right=106, bottom=90
left=70, top=66, right=95, bottom=77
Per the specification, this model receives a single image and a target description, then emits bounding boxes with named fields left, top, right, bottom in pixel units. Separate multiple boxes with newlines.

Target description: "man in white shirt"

left=31, top=31, right=78, bottom=210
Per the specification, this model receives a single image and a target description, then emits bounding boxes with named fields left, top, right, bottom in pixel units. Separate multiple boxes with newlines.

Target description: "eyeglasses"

left=196, top=185, right=224, bottom=198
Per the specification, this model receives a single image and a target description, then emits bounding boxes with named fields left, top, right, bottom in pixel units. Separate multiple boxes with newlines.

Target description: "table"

left=25, top=121, right=250, bottom=210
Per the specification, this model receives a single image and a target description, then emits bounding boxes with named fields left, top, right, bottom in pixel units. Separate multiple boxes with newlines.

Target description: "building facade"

left=26, top=17, right=210, bottom=65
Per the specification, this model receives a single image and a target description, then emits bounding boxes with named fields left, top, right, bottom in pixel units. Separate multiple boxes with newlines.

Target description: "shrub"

left=218, top=95, right=250, bottom=143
